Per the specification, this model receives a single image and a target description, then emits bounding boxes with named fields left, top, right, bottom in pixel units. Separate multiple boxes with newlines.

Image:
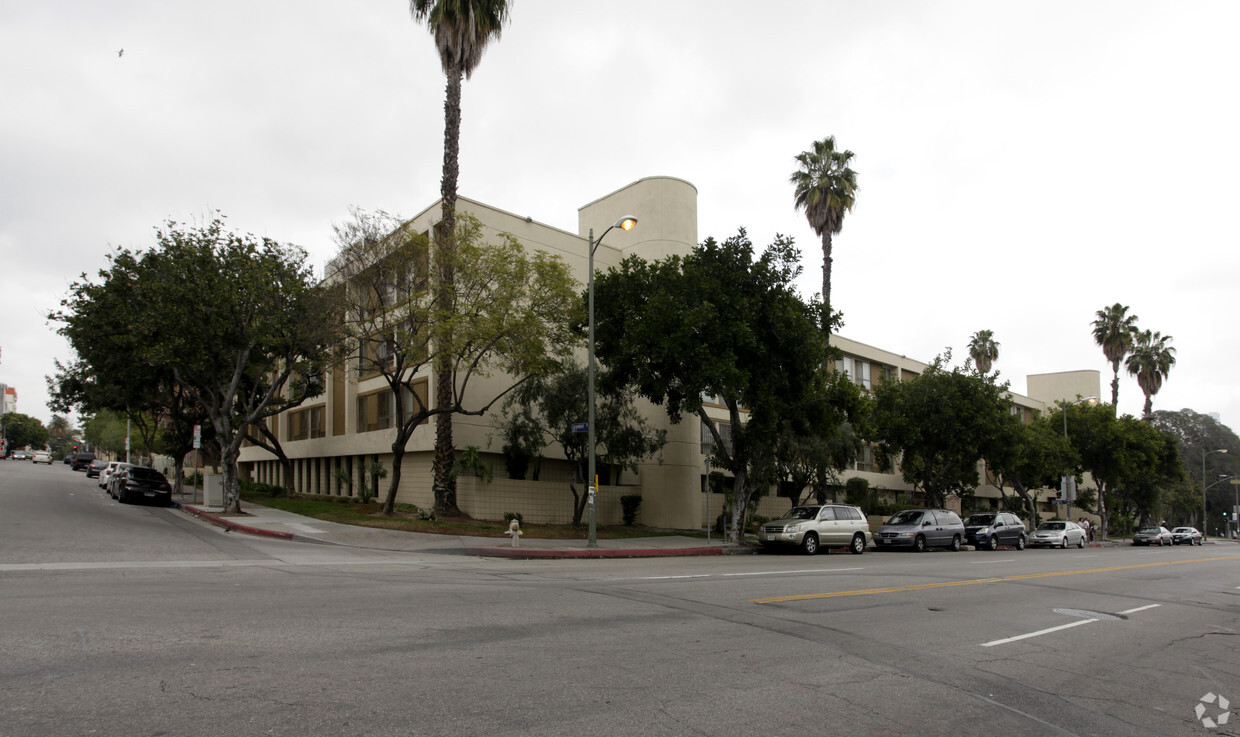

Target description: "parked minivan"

left=759, top=503, right=873, bottom=555
left=875, top=509, right=966, bottom=552
left=963, top=512, right=1027, bottom=550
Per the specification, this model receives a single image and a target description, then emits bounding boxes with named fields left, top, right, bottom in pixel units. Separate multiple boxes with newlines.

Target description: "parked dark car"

left=71, top=452, right=96, bottom=471
left=113, top=466, right=173, bottom=505
left=875, top=509, right=966, bottom=552
left=963, top=512, right=1027, bottom=550
left=86, top=459, right=108, bottom=478
left=63, top=453, right=76, bottom=465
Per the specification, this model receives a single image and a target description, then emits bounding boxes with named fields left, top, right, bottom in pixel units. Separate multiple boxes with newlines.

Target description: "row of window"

left=287, top=382, right=430, bottom=441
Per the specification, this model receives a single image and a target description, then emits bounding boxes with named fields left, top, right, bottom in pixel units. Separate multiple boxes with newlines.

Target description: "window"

left=855, top=444, right=875, bottom=472
left=288, top=405, right=325, bottom=441
left=356, top=382, right=429, bottom=433
left=819, top=507, right=838, bottom=520
left=836, top=357, right=872, bottom=389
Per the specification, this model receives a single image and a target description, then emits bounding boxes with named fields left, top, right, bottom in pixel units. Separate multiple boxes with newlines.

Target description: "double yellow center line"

left=751, top=554, right=1240, bottom=604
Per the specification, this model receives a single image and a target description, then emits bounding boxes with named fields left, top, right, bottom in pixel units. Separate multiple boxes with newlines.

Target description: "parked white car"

left=32, top=451, right=53, bottom=464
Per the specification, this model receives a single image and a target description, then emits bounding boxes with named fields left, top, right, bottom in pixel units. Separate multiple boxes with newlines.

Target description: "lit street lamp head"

left=614, top=216, right=638, bottom=231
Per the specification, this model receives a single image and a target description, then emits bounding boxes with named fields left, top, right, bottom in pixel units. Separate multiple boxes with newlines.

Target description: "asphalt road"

left=3, top=460, right=1239, bottom=737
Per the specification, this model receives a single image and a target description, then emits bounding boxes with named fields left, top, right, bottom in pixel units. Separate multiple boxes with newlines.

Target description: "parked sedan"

left=1170, top=526, right=1203, bottom=546
left=86, top=459, right=108, bottom=478
left=1029, top=520, right=1087, bottom=548
left=113, top=466, right=173, bottom=505
left=1132, top=525, right=1173, bottom=546
left=32, top=451, right=53, bottom=464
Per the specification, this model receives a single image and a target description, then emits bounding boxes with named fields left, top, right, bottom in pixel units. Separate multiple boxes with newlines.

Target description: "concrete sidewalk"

left=175, top=501, right=755, bottom=559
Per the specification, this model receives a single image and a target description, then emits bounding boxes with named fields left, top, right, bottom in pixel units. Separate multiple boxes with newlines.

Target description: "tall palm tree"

left=967, top=329, right=1000, bottom=375
left=1125, top=329, right=1176, bottom=419
left=410, top=0, right=511, bottom=516
left=790, top=136, right=858, bottom=345
left=1091, top=303, right=1139, bottom=407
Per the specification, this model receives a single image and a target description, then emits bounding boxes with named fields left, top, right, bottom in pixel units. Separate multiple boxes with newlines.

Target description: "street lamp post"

left=586, top=216, right=638, bottom=549
left=1202, top=448, right=1228, bottom=539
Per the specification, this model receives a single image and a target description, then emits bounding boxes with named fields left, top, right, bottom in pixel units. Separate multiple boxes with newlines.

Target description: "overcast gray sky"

left=2, top=1, right=1238, bottom=435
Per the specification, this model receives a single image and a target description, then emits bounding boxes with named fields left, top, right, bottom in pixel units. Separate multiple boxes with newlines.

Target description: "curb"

left=458, top=545, right=762, bottom=559
left=176, top=503, right=295, bottom=541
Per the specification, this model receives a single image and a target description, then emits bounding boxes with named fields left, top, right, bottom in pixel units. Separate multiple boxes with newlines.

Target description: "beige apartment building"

left=237, top=176, right=1101, bottom=530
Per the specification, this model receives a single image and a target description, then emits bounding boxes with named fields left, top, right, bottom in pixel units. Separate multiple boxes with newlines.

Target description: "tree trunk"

left=1097, top=481, right=1109, bottom=541
left=729, top=469, right=749, bottom=546
left=431, top=66, right=465, bottom=518
left=821, top=231, right=833, bottom=348
left=220, top=440, right=243, bottom=514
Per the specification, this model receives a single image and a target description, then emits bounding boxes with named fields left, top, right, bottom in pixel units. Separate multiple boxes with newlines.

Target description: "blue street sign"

left=572, top=423, right=588, bottom=433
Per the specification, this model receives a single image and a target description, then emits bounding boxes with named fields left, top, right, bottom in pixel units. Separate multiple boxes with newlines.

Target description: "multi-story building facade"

left=238, top=176, right=1100, bottom=529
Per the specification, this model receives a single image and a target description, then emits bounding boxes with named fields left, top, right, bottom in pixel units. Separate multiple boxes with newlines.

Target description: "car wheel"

left=914, top=535, right=928, bottom=552
left=1158, top=538, right=1164, bottom=546
left=849, top=533, right=866, bottom=555
left=1077, top=536, right=1085, bottom=549
left=1015, top=535, right=1026, bottom=550
left=950, top=535, right=962, bottom=552
left=1060, top=536, right=1069, bottom=549
left=988, top=536, right=1000, bottom=551
left=801, top=533, right=819, bottom=556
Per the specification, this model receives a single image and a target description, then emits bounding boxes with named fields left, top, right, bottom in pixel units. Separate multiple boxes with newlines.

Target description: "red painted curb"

left=459, top=546, right=725, bottom=559
left=179, top=504, right=295, bottom=541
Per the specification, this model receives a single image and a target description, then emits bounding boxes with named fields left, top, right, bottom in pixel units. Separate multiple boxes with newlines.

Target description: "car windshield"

left=1172, top=528, right=1192, bottom=534
left=1039, top=522, right=1066, bottom=530
left=886, top=510, right=924, bottom=526
left=779, top=507, right=819, bottom=520
left=964, top=515, right=995, bottom=526
left=1137, top=527, right=1162, bottom=534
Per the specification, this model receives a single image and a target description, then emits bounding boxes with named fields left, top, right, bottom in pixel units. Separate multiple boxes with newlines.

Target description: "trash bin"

left=203, top=474, right=224, bottom=507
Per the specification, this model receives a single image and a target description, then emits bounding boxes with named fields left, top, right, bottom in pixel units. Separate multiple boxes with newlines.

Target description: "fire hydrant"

left=505, top=519, right=523, bottom=548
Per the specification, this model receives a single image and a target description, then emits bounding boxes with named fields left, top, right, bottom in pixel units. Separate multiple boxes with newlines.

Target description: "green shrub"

left=241, top=480, right=286, bottom=498
left=620, top=495, right=642, bottom=526
left=503, top=511, right=523, bottom=523
left=418, top=507, right=436, bottom=521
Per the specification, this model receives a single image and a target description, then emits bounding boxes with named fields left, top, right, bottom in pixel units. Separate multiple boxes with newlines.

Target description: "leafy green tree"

left=82, top=410, right=128, bottom=457
left=332, top=209, right=579, bottom=516
left=1092, top=303, right=1139, bottom=407
left=593, top=229, right=855, bottom=544
left=1126, top=329, right=1176, bottom=419
left=100, top=216, right=342, bottom=513
left=967, top=329, right=1000, bottom=375
left=1151, top=408, right=1239, bottom=530
left=772, top=379, right=868, bottom=507
left=2, top=413, right=49, bottom=453
left=499, top=360, right=667, bottom=525
left=51, top=246, right=220, bottom=488
left=872, top=353, right=1020, bottom=509
left=1067, top=404, right=1183, bottom=537
left=409, top=0, right=512, bottom=526
left=46, top=415, right=74, bottom=457
left=790, top=135, right=858, bottom=343
left=989, top=412, right=1073, bottom=527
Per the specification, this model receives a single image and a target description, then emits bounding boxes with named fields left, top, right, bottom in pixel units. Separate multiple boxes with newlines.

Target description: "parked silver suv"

left=759, top=504, right=873, bottom=555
